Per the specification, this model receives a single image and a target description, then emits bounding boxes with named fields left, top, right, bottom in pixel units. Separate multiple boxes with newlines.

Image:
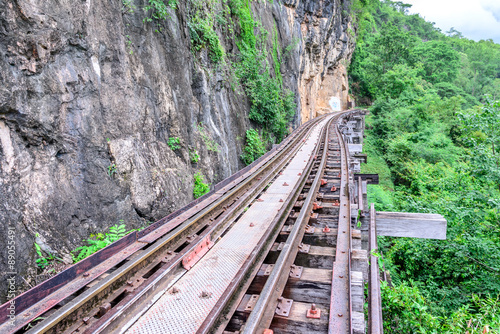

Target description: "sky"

left=403, top=0, right=500, bottom=43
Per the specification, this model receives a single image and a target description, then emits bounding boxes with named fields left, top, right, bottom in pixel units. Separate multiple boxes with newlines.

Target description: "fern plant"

left=72, top=223, right=129, bottom=263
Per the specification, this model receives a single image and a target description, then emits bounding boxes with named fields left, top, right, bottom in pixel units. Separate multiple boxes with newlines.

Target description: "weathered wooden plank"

left=309, top=246, right=335, bottom=257
left=376, top=211, right=447, bottom=240
left=284, top=281, right=331, bottom=305
left=300, top=268, right=332, bottom=284
left=351, top=271, right=364, bottom=313
left=352, top=311, right=365, bottom=334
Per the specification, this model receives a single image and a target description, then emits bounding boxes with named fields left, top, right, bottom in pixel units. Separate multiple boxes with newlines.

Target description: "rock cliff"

left=0, top=0, right=354, bottom=299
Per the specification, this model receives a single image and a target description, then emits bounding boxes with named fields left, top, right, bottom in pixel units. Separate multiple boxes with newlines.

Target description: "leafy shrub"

left=72, top=224, right=129, bottom=263
left=193, top=172, right=210, bottom=199
left=189, top=149, right=200, bottom=163
left=143, top=0, right=177, bottom=22
left=167, top=137, right=181, bottom=151
left=187, top=0, right=225, bottom=63
left=240, top=129, right=266, bottom=165
left=234, top=35, right=295, bottom=143
left=443, top=294, right=500, bottom=333
left=381, top=281, right=440, bottom=333
left=230, top=0, right=295, bottom=143
left=188, top=17, right=225, bottom=63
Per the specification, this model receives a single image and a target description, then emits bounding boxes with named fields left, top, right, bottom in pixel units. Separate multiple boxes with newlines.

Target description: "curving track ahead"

left=0, top=109, right=381, bottom=334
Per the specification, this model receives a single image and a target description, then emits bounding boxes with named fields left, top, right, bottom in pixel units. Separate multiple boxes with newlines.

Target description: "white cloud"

left=404, top=0, right=500, bottom=43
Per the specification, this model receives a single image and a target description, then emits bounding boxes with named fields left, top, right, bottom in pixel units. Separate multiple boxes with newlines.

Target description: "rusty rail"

left=328, top=112, right=354, bottom=334
left=196, top=116, right=333, bottom=334
left=240, top=114, right=334, bottom=334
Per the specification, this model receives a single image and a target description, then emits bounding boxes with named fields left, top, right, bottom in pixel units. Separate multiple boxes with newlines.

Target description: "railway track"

left=1, top=109, right=380, bottom=334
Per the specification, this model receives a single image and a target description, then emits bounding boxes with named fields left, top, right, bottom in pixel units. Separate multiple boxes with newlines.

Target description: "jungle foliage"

left=186, top=0, right=296, bottom=165
left=350, top=0, right=500, bottom=332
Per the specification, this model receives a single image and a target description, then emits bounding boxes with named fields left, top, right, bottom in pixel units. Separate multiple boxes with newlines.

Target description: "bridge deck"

left=124, top=117, right=331, bottom=334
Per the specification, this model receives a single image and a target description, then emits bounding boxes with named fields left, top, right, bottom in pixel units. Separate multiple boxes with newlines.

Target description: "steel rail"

left=241, top=113, right=337, bottom=334
left=328, top=111, right=354, bottom=334
left=0, top=113, right=323, bottom=327
left=23, top=117, right=327, bottom=334
left=369, top=203, right=383, bottom=334
left=196, top=116, right=335, bottom=334
left=85, top=119, right=323, bottom=334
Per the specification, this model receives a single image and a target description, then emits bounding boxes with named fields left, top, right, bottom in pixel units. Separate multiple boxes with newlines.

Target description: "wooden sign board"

left=376, top=211, right=447, bottom=240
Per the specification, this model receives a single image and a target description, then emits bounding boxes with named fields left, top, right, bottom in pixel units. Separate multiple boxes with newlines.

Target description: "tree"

left=411, top=40, right=460, bottom=84
left=460, top=98, right=500, bottom=189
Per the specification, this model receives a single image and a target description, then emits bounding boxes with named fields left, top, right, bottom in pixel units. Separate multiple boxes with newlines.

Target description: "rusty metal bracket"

left=263, top=264, right=274, bottom=276
left=289, top=265, right=303, bottom=279
left=277, top=242, right=285, bottom=251
left=244, top=295, right=260, bottom=313
left=275, top=297, right=293, bottom=317
left=298, top=243, right=310, bottom=253
left=281, top=225, right=292, bottom=233
left=182, top=235, right=213, bottom=270
left=305, top=225, right=315, bottom=234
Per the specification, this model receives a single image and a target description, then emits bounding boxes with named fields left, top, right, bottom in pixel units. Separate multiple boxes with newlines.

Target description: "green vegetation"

left=34, top=242, right=56, bottom=270
left=185, top=0, right=295, bottom=163
left=197, top=123, right=220, bottom=152
left=231, top=0, right=295, bottom=144
left=240, top=129, right=266, bottom=165
left=193, top=172, right=210, bottom=199
left=187, top=0, right=225, bottom=63
left=107, top=163, right=117, bottom=177
left=122, top=0, right=136, bottom=14
left=167, top=137, right=181, bottom=151
left=71, top=223, right=130, bottom=263
left=350, top=0, right=500, bottom=331
left=143, top=0, right=177, bottom=23
left=189, top=149, right=200, bottom=163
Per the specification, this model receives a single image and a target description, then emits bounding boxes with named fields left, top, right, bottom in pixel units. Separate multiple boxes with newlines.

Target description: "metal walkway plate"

left=124, top=117, right=332, bottom=334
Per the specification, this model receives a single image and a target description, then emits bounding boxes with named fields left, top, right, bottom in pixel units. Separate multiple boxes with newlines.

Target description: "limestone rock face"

left=0, top=0, right=353, bottom=299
